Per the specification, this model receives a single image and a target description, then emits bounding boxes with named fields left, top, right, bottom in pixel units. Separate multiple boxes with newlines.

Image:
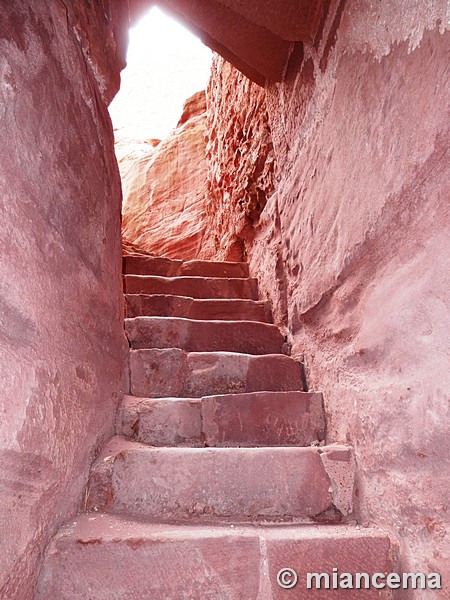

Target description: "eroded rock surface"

left=203, top=57, right=275, bottom=261
left=205, top=0, right=450, bottom=587
left=117, top=91, right=214, bottom=260
left=0, top=2, right=127, bottom=598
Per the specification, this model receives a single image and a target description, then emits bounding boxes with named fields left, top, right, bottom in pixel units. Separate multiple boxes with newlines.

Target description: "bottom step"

left=37, top=514, right=392, bottom=600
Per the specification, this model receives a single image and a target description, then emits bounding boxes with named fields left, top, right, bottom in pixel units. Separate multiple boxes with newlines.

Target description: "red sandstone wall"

left=204, top=59, right=275, bottom=261
left=207, top=1, right=450, bottom=594
left=0, top=3, right=127, bottom=598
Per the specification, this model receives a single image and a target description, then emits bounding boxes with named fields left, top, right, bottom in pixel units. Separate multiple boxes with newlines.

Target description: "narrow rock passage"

left=37, top=255, right=391, bottom=599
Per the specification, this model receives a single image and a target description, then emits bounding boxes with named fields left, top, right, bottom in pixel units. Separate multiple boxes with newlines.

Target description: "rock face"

left=0, top=2, right=127, bottom=598
left=118, top=91, right=214, bottom=260
left=206, top=0, right=450, bottom=589
left=156, top=0, right=327, bottom=84
left=204, top=57, right=275, bottom=261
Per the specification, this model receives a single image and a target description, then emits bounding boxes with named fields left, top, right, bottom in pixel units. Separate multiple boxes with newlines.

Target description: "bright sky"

left=109, top=7, right=212, bottom=141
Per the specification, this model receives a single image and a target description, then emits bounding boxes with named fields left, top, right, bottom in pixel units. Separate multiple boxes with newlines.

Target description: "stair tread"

left=123, top=255, right=249, bottom=278
left=124, top=274, right=259, bottom=299
left=125, top=294, right=272, bottom=321
left=116, top=391, right=325, bottom=447
left=125, top=316, right=285, bottom=354
left=38, top=513, right=391, bottom=600
left=86, top=436, right=354, bottom=521
left=49, top=511, right=389, bottom=542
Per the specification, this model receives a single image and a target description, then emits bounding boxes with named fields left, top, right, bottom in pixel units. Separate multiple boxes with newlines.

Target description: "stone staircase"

left=37, top=256, right=392, bottom=599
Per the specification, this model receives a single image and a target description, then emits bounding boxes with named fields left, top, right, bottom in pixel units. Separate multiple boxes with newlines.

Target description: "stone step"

left=129, top=349, right=304, bottom=398
left=125, top=294, right=272, bottom=322
left=116, top=391, right=325, bottom=447
left=125, top=317, right=285, bottom=355
left=37, top=513, right=392, bottom=600
left=124, top=274, right=258, bottom=299
left=86, top=437, right=354, bottom=521
left=123, top=254, right=249, bottom=278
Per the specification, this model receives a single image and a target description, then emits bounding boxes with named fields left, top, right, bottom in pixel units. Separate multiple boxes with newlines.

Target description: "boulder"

left=117, top=91, right=215, bottom=260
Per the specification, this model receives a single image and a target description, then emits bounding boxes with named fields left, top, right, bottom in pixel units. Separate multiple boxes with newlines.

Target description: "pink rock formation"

left=159, top=0, right=325, bottom=83
left=205, top=0, right=450, bottom=587
left=118, top=91, right=214, bottom=260
left=2, top=0, right=448, bottom=595
left=204, top=57, right=275, bottom=260
left=0, top=2, right=128, bottom=598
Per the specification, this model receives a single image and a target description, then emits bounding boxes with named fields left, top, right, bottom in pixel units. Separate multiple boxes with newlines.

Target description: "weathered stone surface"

left=214, top=0, right=325, bottom=42
left=37, top=514, right=391, bottom=600
left=265, top=526, right=392, bottom=599
left=5, top=0, right=447, bottom=594
left=205, top=0, right=450, bottom=585
left=118, top=91, right=212, bottom=260
left=117, top=395, right=202, bottom=447
left=122, top=238, right=154, bottom=257
left=202, top=391, right=325, bottom=447
left=204, top=57, right=275, bottom=260
left=116, top=391, right=325, bottom=447
left=125, top=294, right=272, bottom=322
left=115, top=139, right=159, bottom=258
left=86, top=437, right=334, bottom=519
left=0, top=2, right=127, bottom=598
left=125, top=316, right=284, bottom=354
left=124, top=274, right=258, bottom=299
left=36, top=514, right=262, bottom=600
left=177, top=89, right=207, bottom=126
left=129, top=349, right=304, bottom=398
left=161, top=0, right=292, bottom=83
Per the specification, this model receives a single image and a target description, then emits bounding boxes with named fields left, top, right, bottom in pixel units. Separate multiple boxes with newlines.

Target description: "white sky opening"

left=109, top=7, right=212, bottom=142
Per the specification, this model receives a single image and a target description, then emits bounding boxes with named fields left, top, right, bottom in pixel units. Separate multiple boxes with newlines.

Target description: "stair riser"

left=123, top=256, right=249, bottom=278
left=118, top=397, right=203, bottom=447
left=125, top=294, right=272, bottom=322
left=129, top=349, right=304, bottom=398
left=124, top=275, right=258, bottom=300
left=87, top=443, right=335, bottom=521
left=117, top=392, right=325, bottom=447
left=125, top=317, right=285, bottom=355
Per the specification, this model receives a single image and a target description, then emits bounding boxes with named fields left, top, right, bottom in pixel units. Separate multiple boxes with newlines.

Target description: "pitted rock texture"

left=0, top=2, right=127, bottom=598
left=204, top=56, right=275, bottom=261
left=205, top=0, right=450, bottom=587
left=117, top=91, right=215, bottom=260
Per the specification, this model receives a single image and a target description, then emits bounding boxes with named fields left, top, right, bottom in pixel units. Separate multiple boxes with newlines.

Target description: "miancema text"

left=307, top=569, right=441, bottom=590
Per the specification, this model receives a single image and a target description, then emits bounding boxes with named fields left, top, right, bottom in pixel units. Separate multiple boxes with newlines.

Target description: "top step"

left=123, top=255, right=249, bottom=279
